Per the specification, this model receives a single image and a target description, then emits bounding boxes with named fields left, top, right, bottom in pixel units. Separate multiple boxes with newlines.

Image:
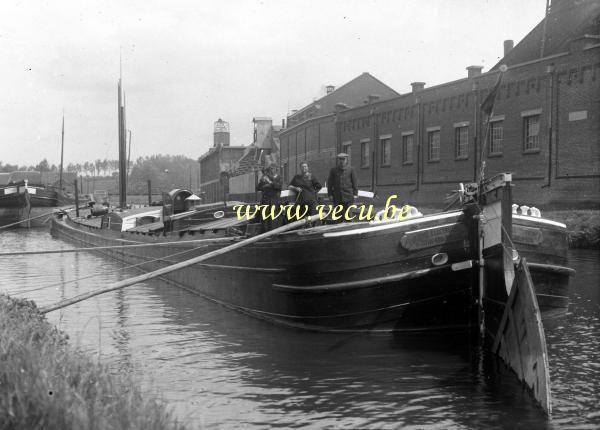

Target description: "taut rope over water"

left=39, top=214, right=320, bottom=314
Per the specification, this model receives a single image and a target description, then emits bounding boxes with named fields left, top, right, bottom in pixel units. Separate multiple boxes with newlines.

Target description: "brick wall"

left=280, top=115, right=337, bottom=186
left=280, top=46, right=599, bottom=208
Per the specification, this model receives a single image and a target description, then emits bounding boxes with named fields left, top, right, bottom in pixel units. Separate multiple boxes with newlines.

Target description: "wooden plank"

left=490, top=258, right=552, bottom=414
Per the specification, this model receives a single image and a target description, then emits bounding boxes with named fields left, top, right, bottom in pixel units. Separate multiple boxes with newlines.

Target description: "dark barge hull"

left=0, top=192, right=29, bottom=226
left=512, top=214, right=573, bottom=313
left=0, top=186, right=61, bottom=227
left=51, top=206, right=572, bottom=331
left=52, top=211, right=478, bottom=332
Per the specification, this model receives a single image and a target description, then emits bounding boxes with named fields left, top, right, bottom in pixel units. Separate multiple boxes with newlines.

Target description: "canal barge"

left=50, top=173, right=573, bottom=332
left=0, top=172, right=72, bottom=228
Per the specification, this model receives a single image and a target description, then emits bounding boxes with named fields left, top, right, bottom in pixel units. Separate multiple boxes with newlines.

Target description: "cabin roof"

left=110, top=207, right=163, bottom=220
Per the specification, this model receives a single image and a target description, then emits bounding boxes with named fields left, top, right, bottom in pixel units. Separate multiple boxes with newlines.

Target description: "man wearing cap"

left=257, top=164, right=282, bottom=231
left=327, top=153, right=358, bottom=221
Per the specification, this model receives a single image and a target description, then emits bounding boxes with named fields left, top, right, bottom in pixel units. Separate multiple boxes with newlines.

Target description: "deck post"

left=74, top=178, right=79, bottom=218
left=147, top=180, right=152, bottom=206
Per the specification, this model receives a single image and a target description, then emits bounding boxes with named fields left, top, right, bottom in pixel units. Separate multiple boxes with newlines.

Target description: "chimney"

left=504, top=40, right=514, bottom=57
left=326, top=85, right=335, bottom=94
left=466, top=66, right=483, bottom=78
left=368, top=94, right=380, bottom=104
left=410, top=82, right=425, bottom=93
left=282, top=118, right=286, bottom=128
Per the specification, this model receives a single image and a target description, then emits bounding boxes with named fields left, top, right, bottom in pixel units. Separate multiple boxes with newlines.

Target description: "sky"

left=0, top=0, right=548, bottom=167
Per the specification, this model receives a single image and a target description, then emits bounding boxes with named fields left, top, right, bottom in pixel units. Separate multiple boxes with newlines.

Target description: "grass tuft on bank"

left=0, top=294, right=187, bottom=430
left=545, top=210, right=600, bottom=249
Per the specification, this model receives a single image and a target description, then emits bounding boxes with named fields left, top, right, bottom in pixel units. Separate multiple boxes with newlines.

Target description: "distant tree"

left=35, top=159, right=50, bottom=172
left=109, top=160, right=119, bottom=175
left=0, top=162, right=19, bottom=173
left=127, top=154, right=198, bottom=194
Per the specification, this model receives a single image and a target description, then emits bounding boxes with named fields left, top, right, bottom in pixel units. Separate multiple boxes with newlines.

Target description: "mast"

left=59, top=114, right=64, bottom=191
left=118, top=67, right=127, bottom=208
left=127, top=129, right=132, bottom=178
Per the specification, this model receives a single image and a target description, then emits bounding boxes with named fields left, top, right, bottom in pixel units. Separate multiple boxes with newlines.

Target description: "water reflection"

left=0, top=230, right=598, bottom=429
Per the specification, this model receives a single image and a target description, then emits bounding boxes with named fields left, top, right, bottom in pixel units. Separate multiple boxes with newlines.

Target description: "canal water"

left=1, top=229, right=598, bottom=429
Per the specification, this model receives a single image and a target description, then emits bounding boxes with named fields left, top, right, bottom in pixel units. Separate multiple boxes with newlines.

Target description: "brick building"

left=279, top=0, right=600, bottom=208
left=198, top=117, right=282, bottom=203
left=280, top=72, right=400, bottom=182
left=198, top=119, right=245, bottom=203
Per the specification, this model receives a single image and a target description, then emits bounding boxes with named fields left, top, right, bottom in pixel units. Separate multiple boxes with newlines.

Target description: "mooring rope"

left=0, top=205, right=86, bottom=231
left=15, top=244, right=207, bottom=295
left=39, top=214, right=319, bottom=314
left=0, top=236, right=236, bottom=257
left=0, top=210, right=62, bottom=230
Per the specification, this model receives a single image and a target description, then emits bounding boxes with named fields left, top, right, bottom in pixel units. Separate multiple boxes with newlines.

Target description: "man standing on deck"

left=257, top=163, right=282, bottom=231
left=327, top=153, right=358, bottom=222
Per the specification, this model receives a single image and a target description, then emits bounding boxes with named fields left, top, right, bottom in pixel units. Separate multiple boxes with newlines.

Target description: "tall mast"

left=127, top=129, right=132, bottom=177
left=59, top=113, right=64, bottom=190
left=118, top=56, right=127, bottom=208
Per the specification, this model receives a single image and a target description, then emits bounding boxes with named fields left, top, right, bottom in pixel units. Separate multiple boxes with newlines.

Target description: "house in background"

left=198, top=117, right=282, bottom=203
left=227, top=117, right=282, bottom=202
left=198, top=119, right=246, bottom=203
left=280, top=0, right=600, bottom=207
left=279, top=72, right=401, bottom=184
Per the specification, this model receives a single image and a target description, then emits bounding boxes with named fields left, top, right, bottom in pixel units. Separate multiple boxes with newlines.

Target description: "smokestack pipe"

left=467, top=66, right=483, bottom=78
left=411, top=82, right=425, bottom=93
left=504, top=40, right=514, bottom=57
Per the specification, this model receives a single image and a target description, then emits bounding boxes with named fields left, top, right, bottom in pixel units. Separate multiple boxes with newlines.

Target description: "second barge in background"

left=0, top=171, right=74, bottom=228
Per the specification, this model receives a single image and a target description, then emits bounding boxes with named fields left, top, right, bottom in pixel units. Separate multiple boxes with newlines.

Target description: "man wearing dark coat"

left=257, top=164, right=282, bottom=231
left=288, top=161, right=322, bottom=217
left=327, top=153, right=358, bottom=220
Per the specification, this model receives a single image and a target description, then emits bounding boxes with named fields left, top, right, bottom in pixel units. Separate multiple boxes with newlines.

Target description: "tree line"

left=0, top=159, right=123, bottom=177
left=1, top=155, right=200, bottom=195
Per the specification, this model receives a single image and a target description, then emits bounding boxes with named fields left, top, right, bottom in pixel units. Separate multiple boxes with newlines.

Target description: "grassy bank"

left=544, top=210, right=600, bottom=249
left=0, top=295, right=186, bottom=430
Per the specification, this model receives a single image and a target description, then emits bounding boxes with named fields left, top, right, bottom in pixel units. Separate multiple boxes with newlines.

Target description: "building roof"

left=288, top=72, right=401, bottom=121
left=492, top=0, right=600, bottom=69
left=198, top=145, right=247, bottom=162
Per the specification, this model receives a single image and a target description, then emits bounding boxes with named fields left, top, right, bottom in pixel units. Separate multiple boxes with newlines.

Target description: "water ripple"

left=1, top=230, right=598, bottom=428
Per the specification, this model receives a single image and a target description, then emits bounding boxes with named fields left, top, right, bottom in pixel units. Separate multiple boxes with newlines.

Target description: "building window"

left=454, top=126, right=469, bottom=159
left=402, top=134, right=414, bottom=164
left=380, top=137, right=391, bottom=167
left=428, top=130, right=440, bottom=161
left=342, top=141, right=352, bottom=164
left=523, top=115, right=540, bottom=152
left=360, top=140, right=370, bottom=168
left=489, top=121, right=503, bottom=155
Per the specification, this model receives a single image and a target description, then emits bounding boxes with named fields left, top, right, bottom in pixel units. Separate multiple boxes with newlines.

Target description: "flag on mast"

left=481, top=65, right=508, bottom=116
